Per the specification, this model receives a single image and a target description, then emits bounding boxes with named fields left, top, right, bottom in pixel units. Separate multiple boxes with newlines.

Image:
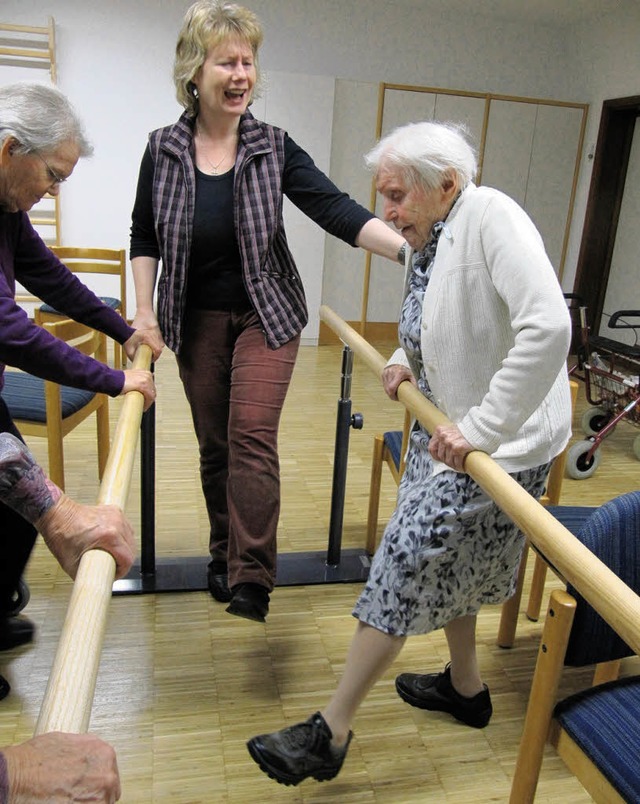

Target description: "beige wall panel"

left=524, top=104, right=584, bottom=272
left=481, top=100, right=537, bottom=205
left=603, top=122, right=640, bottom=347
left=323, top=79, right=380, bottom=322
left=433, top=93, right=487, bottom=150
left=380, top=88, right=437, bottom=137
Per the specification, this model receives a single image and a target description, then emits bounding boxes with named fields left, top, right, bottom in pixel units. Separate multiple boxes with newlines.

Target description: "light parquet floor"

left=1, top=339, right=638, bottom=803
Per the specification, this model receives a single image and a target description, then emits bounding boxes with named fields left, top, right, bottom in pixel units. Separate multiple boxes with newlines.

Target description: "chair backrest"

left=564, top=490, right=640, bottom=666
left=50, top=246, right=127, bottom=321
left=2, top=318, right=110, bottom=489
left=43, top=317, right=108, bottom=362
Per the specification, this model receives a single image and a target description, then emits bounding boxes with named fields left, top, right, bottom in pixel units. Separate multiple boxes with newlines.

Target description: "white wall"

left=2, top=0, right=638, bottom=340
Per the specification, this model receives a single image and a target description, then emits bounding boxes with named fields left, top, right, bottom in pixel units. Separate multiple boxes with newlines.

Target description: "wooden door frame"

left=573, top=96, right=639, bottom=334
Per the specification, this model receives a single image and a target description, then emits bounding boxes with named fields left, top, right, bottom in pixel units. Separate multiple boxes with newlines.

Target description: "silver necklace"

left=201, top=149, right=230, bottom=175
left=196, top=124, right=235, bottom=175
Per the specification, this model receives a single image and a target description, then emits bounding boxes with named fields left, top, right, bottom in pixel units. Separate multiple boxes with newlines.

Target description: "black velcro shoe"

left=0, top=674, right=10, bottom=700
left=207, top=561, right=232, bottom=603
left=226, top=583, right=270, bottom=623
left=0, top=615, right=35, bottom=652
left=247, top=712, right=352, bottom=786
left=395, top=663, right=492, bottom=728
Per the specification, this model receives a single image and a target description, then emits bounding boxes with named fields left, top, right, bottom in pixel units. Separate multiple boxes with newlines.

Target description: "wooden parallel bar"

left=34, top=344, right=152, bottom=735
left=319, top=304, right=640, bottom=655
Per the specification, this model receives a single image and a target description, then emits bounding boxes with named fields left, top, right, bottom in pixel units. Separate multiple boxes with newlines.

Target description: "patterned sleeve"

left=0, top=433, right=61, bottom=524
left=0, top=749, right=8, bottom=804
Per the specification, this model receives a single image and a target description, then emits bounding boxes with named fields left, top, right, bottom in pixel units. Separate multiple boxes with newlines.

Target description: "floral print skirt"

left=353, top=424, right=550, bottom=637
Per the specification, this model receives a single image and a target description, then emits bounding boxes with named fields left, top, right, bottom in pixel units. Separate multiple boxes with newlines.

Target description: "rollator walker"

left=566, top=306, right=640, bottom=479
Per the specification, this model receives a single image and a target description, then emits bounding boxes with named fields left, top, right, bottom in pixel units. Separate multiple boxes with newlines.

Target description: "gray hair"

left=0, top=83, right=93, bottom=156
left=365, top=120, right=478, bottom=192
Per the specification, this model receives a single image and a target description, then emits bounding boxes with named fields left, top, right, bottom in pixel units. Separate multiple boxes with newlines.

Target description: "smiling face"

left=193, top=36, right=256, bottom=120
left=376, top=161, right=458, bottom=251
left=0, top=137, right=79, bottom=212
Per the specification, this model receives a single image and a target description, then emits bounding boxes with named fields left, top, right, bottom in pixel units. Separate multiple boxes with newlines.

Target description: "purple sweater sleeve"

left=0, top=212, right=132, bottom=396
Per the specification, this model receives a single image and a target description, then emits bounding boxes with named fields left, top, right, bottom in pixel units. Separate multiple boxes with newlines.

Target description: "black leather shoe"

left=0, top=674, right=10, bottom=700
left=247, top=712, right=352, bottom=786
left=395, top=663, right=492, bottom=728
left=226, top=583, right=270, bottom=623
left=0, top=615, right=35, bottom=651
left=207, top=562, right=232, bottom=603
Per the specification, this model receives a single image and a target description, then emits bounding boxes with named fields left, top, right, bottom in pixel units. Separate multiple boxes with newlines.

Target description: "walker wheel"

left=566, top=440, right=602, bottom=480
left=581, top=406, right=615, bottom=438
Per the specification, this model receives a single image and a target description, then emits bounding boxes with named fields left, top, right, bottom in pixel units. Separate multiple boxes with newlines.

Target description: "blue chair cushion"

left=536, top=505, right=596, bottom=576
left=383, top=430, right=403, bottom=470
left=554, top=675, right=640, bottom=802
left=2, top=373, right=95, bottom=422
left=39, top=297, right=120, bottom=314
left=546, top=505, right=597, bottom=535
left=563, top=491, right=640, bottom=666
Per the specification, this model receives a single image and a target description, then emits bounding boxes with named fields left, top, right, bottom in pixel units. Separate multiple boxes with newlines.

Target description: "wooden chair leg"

left=509, top=590, right=576, bottom=804
left=113, top=340, right=123, bottom=370
left=366, top=435, right=385, bottom=555
left=96, top=399, right=110, bottom=479
left=47, top=431, right=65, bottom=491
left=497, top=543, right=529, bottom=648
left=526, top=553, right=549, bottom=621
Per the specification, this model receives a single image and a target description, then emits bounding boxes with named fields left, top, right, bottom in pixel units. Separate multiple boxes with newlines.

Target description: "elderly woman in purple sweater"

left=0, top=82, right=162, bottom=653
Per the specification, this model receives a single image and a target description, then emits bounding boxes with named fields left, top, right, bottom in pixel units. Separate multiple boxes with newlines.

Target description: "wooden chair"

left=35, top=247, right=127, bottom=369
left=1, top=319, right=110, bottom=491
left=365, top=408, right=412, bottom=554
left=509, top=491, right=640, bottom=804
left=497, top=379, right=579, bottom=648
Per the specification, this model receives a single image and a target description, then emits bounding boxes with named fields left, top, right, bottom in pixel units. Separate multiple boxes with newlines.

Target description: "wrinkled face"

left=193, top=36, right=256, bottom=119
left=0, top=137, right=79, bottom=212
left=376, top=162, right=454, bottom=251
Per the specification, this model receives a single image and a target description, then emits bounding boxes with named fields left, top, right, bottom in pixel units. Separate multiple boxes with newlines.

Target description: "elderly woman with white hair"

left=247, top=120, right=573, bottom=787
left=0, top=82, right=160, bottom=653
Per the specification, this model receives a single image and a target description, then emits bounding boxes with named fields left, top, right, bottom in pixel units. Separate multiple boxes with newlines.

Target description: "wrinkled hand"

left=428, top=424, right=474, bottom=473
left=381, top=364, right=416, bottom=400
left=124, top=325, right=164, bottom=363
left=121, top=369, right=155, bottom=411
left=3, top=732, right=121, bottom=803
left=36, top=495, right=135, bottom=580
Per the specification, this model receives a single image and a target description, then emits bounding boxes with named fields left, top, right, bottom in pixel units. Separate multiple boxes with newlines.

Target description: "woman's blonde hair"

left=174, top=1, right=264, bottom=116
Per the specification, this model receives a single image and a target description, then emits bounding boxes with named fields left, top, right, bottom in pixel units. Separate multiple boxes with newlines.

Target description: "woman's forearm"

left=130, top=256, right=160, bottom=314
left=355, top=218, right=405, bottom=262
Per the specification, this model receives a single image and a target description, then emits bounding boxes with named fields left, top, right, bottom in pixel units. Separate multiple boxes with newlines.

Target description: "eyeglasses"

left=35, top=152, right=67, bottom=186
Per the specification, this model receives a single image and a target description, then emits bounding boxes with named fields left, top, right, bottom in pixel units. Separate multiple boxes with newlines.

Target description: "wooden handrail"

left=319, top=305, right=640, bottom=654
left=35, top=344, right=152, bottom=735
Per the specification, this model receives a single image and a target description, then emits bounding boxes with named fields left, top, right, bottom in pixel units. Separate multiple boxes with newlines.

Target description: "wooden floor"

left=1, top=338, right=638, bottom=803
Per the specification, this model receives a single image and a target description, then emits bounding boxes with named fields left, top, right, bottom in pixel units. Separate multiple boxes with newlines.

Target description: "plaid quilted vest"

left=148, top=111, right=307, bottom=353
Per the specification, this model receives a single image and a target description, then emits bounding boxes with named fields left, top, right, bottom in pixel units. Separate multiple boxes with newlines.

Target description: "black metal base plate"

left=112, top=549, right=371, bottom=595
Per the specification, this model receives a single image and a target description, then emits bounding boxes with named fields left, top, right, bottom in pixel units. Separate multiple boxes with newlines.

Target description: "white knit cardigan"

left=388, top=182, right=572, bottom=474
